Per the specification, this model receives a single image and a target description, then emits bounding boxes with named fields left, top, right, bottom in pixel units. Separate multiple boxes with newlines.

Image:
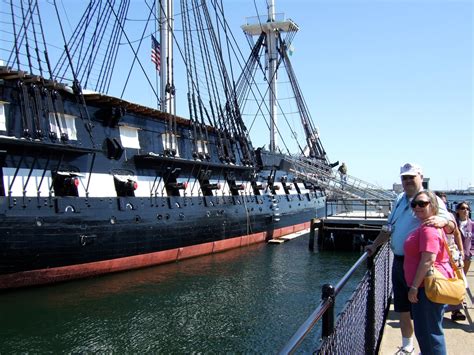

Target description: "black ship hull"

left=0, top=194, right=324, bottom=288
left=0, top=1, right=331, bottom=289
left=0, top=67, right=328, bottom=289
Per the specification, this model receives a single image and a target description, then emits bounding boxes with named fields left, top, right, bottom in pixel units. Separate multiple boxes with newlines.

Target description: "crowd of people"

left=366, top=163, right=473, bottom=355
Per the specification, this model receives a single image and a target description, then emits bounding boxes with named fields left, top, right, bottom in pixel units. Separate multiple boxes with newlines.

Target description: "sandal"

left=451, top=310, right=466, bottom=321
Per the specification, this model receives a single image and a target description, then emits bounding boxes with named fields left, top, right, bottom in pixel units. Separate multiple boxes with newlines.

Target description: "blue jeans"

left=412, top=288, right=447, bottom=355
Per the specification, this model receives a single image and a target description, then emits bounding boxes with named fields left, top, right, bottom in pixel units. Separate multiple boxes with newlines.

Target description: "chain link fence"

left=317, top=243, right=393, bottom=354
left=280, top=243, right=393, bottom=354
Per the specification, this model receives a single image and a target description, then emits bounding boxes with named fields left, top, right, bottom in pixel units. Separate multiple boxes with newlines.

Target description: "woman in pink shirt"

left=403, top=190, right=454, bottom=355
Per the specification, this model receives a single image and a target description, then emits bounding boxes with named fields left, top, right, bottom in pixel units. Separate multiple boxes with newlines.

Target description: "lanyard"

left=388, top=196, right=410, bottom=228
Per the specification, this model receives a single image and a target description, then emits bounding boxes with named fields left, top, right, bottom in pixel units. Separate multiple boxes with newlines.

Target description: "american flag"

left=151, top=34, right=161, bottom=73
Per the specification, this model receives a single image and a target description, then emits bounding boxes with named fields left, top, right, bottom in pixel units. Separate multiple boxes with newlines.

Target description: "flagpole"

left=168, top=0, right=175, bottom=115
left=159, top=0, right=175, bottom=115
left=159, top=0, right=167, bottom=112
left=151, top=34, right=161, bottom=108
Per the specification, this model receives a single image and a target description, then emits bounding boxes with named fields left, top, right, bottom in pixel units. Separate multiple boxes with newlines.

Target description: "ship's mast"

left=242, top=1, right=297, bottom=153
left=159, top=0, right=175, bottom=114
left=267, top=1, right=278, bottom=152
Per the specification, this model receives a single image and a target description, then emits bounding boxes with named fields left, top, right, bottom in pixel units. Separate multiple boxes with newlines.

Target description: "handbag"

left=424, top=229, right=466, bottom=305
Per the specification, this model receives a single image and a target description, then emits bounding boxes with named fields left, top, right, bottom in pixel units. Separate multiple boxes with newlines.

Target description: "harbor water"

left=446, top=194, right=474, bottom=211
left=0, top=234, right=362, bottom=353
left=1, top=194, right=470, bottom=352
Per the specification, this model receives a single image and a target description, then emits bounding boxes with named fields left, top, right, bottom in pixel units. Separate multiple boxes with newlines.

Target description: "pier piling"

left=308, top=218, right=322, bottom=251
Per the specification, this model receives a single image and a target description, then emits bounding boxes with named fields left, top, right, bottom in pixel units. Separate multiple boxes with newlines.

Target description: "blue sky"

left=8, top=0, right=471, bottom=190
left=230, top=0, right=472, bottom=190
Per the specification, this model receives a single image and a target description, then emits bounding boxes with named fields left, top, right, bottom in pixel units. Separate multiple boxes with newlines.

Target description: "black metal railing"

left=279, top=243, right=393, bottom=354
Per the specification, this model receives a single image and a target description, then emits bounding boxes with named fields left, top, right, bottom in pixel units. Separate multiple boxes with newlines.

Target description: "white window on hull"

left=273, top=182, right=286, bottom=196
left=296, top=182, right=310, bottom=195
left=48, top=113, right=77, bottom=140
left=2, top=168, right=52, bottom=197
left=83, top=173, right=116, bottom=197
left=196, top=139, right=208, bottom=154
left=161, top=132, right=179, bottom=156
left=119, top=125, right=140, bottom=149
left=0, top=103, right=6, bottom=131
left=237, top=181, right=253, bottom=196
left=184, top=179, right=199, bottom=196
left=215, top=180, right=230, bottom=197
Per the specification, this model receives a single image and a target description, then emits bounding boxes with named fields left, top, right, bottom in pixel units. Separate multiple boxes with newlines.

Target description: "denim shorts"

left=392, top=256, right=411, bottom=313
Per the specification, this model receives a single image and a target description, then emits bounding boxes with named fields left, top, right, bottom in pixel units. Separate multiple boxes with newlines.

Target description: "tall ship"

left=0, top=0, right=333, bottom=289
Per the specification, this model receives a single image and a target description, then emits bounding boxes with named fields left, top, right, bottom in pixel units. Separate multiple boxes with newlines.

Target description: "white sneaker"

left=395, top=346, right=415, bottom=354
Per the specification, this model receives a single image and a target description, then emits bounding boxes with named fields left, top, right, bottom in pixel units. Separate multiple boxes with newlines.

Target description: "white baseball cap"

left=400, top=163, right=423, bottom=176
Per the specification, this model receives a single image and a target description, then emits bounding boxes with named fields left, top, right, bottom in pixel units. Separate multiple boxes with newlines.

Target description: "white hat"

left=400, top=163, right=423, bottom=176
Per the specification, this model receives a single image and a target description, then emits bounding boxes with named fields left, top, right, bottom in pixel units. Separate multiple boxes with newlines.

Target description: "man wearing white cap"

left=366, top=163, right=454, bottom=354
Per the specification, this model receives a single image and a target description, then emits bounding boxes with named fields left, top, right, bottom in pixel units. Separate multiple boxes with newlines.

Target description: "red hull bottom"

left=0, top=222, right=310, bottom=290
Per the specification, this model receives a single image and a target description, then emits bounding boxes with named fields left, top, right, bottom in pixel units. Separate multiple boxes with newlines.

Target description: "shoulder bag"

left=424, top=229, right=466, bottom=305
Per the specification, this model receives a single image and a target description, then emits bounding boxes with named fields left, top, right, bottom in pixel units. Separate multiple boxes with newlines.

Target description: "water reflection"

left=0, top=234, right=362, bottom=353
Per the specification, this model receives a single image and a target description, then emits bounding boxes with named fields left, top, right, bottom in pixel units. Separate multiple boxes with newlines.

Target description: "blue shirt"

left=387, top=192, right=450, bottom=256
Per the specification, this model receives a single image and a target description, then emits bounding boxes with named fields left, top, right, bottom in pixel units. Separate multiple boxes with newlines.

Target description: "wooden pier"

left=268, top=199, right=391, bottom=251
left=309, top=210, right=387, bottom=251
left=267, top=198, right=391, bottom=250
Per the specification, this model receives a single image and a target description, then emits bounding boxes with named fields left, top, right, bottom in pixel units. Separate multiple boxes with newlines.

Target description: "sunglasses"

left=458, top=206, right=470, bottom=211
left=411, top=200, right=430, bottom=208
left=401, top=175, right=416, bottom=181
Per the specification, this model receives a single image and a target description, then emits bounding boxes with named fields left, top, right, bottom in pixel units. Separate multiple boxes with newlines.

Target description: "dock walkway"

left=379, top=263, right=474, bottom=354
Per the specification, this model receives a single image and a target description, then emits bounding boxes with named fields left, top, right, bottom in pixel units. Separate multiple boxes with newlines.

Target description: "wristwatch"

left=381, top=224, right=392, bottom=233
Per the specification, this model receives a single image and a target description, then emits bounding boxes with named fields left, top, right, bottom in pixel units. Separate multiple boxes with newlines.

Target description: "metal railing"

left=285, top=155, right=397, bottom=202
left=244, top=13, right=286, bottom=25
left=279, top=243, right=393, bottom=354
left=325, top=198, right=393, bottom=219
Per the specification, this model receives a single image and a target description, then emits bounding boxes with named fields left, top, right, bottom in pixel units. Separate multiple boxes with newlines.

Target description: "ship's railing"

left=325, top=198, right=393, bottom=219
left=279, top=243, right=393, bottom=354
left=285, top=155, right=397, bottom=202
left=244, top=13, right=286, bottom=25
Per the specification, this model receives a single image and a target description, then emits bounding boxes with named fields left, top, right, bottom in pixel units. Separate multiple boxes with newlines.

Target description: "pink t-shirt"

left=403, top=225, right=454, bottom=287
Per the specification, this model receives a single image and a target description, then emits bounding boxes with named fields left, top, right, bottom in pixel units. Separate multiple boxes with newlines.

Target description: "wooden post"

left=308, top=218, right=321, bottom=251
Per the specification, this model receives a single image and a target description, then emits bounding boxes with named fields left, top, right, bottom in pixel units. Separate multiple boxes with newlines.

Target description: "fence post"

left=321, top=284, right=335, bottom=337
left=365, top=255, right=376, bottom=353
